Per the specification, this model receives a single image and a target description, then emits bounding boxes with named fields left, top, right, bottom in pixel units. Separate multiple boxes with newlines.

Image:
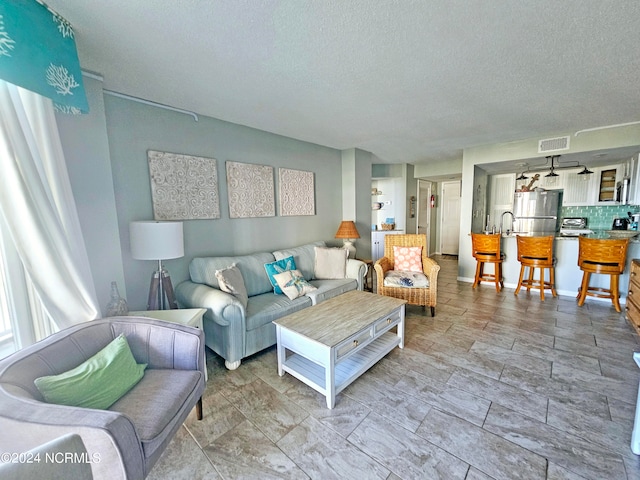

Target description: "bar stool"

left=471, top=233, right=504, bottom=292
left=514, top=235, right=556, bottom=301
left=577, top=236, right=629, bottom=312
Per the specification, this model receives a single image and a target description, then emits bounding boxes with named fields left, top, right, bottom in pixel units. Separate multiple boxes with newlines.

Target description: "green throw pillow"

left=34, top=333, right=147, bottom=410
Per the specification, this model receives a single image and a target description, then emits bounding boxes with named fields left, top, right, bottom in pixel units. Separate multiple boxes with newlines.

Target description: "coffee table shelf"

left=282, top=332, right=400, bottom=395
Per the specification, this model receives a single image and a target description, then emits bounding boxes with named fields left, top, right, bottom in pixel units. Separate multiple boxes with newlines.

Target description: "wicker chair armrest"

left=422, top=256, right=441, bottom=278
left=374, top=257, right=392, bottom=290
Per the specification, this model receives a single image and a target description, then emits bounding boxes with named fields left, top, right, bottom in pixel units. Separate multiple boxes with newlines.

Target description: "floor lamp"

left=130, top=221, right=184, bottom=310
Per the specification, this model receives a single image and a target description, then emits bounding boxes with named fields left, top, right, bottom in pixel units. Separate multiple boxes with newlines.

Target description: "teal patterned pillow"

left=264, top=256, right=297, bottom=294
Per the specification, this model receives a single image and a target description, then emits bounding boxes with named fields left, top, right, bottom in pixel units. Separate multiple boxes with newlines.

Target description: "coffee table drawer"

left=373, top=309, right=401, bottom=335
left=336, top=329, right=373, bottom=360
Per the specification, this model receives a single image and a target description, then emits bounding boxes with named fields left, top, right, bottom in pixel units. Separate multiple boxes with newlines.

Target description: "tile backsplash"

left=561, top=205, right=640, bottom=230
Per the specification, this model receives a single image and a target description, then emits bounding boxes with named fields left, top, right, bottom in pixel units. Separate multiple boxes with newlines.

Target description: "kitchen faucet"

left=500, top=211, right=515, bottom=235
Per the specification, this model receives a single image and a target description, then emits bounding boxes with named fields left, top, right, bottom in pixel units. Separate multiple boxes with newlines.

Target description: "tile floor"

left=148, top=255, right=640, bottom=479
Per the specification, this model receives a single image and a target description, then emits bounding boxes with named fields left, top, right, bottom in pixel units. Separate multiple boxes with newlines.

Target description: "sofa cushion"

left=307, top=278, right=357, bottom=305
left=215, top=263, right=248, bottom=309
left=34, top=334, right=147, bottom=410
left=273, top=241, right=325, bottom=280
left=314, top=246, right=348, bottom=279
left=264, top=255, right=297, bottom=294
left=245, top=292, right=311, bottom=331
left=189, top=252, right=275, bottom=297
left=109, top=369, right=202, bottom=460
left=274, top=269, right=317, bottom=300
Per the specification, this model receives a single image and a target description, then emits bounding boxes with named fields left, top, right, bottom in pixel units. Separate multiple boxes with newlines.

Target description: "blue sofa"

left=175, top=241, right=367, bottom=370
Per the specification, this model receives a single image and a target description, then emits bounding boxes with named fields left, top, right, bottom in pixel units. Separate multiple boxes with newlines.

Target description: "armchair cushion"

left=34, top=333, right=146, bottom=410
left=383, top=270, right=429, bottom=288
left=393, top=246, right=423, bottom=272
left=109, top=369, right=202, bottom=460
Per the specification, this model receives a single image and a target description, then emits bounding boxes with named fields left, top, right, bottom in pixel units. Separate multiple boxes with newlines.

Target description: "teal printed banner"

left=0, top=0, right=88, bottom=113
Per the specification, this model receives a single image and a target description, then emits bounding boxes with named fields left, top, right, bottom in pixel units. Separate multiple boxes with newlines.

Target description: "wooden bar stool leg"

left=612, top=274, right=621, bottom=312
left=498, top=263, right=504, bottom=291
left=577, top=272, right=590, bottom=306
left=494, top=262, right=501, bottom=292
left=539, top=267, right=545, bottom=302
left=515, top=265, right=525, bottom=295
left=473, top=262, right=482, bottom=288
left=550, top=266, right=557, bottom=297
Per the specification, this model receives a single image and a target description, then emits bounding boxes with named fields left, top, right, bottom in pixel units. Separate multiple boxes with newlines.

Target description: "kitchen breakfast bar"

left=495, top=233, right=640, bottom=303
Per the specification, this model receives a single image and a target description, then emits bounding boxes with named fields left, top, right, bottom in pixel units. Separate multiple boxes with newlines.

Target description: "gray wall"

left=104, top=94, right=346, bottom=310
left=56, top=76, right=126, bottom=314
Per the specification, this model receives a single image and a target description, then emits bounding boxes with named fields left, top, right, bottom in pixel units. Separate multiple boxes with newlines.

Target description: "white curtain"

left=0, top=80, right=99, bottom=331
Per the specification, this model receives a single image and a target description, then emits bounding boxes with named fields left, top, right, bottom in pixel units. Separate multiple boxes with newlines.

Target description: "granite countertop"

left=501, top=231, right=640, bottom=242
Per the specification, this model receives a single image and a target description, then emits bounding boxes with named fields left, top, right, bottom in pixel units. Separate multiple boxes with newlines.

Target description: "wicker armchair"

left=374, top=234, right=440, bottom=316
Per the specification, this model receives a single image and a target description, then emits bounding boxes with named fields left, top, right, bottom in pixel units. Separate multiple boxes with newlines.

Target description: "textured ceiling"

left=46, top=0, right=640, bottom=165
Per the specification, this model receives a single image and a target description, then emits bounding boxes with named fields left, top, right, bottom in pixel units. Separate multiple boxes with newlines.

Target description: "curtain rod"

left=575, top=120, right=640, bottom=136
left=103, top=90, right=199, bottom=122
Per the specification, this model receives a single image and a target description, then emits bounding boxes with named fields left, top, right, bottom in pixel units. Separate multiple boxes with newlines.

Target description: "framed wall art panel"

left=148, top=150, right=220, bottom=220
left=279, top=168, right=315, bottom=216
left=226, top=161, right=275, bottom=218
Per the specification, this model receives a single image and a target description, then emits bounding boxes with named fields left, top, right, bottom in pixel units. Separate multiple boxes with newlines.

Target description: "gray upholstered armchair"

left=0, top=317, right=206, bottom=480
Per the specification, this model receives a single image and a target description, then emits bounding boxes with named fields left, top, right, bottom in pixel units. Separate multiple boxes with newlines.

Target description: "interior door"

left=416, top=180, right=431, bottom=256
left=440, top=180, right=461, bottom=255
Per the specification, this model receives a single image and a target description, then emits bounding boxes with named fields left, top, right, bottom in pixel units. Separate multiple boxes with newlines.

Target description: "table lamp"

left=130, top=221, right=184, bottom=310
left=335, top=220, right=360, bottom=258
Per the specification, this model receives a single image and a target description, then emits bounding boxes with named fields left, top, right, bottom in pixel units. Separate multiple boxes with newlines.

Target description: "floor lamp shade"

left=130, top=221, right=184, bottom=261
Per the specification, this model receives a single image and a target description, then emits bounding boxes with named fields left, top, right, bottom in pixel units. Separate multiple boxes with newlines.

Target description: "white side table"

left=128, top=308, right=207, bottom=379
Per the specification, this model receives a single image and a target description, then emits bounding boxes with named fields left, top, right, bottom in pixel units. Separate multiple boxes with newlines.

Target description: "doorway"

left=440, top=180, right=461, bottom=255
left=416, top=180, right=431, bottom=256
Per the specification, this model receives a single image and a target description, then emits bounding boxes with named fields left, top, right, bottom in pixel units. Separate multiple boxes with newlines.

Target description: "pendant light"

left=545, top=155, right=559, bottom=177
left=516, top=172, right=529, bottom=181
left=577, top=166, right=594, bottom=175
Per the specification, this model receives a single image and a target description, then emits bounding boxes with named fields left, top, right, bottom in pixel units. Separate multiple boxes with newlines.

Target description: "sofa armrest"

left=176, top=281, right=245, bottom=327
left=0, top=433, right=92, bottom=480
left=0, top=393, right=143, bottom=480
left=346, top=258, right=367, bottom=290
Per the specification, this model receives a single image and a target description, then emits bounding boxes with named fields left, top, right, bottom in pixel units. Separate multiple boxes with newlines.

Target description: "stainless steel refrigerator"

left=512, top=190, right=561, bottom=234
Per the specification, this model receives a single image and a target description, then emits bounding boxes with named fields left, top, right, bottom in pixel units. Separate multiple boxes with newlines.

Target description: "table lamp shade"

left=130, top=221, right=184, bottom=260
left=335, top=220, right=360, bottom=239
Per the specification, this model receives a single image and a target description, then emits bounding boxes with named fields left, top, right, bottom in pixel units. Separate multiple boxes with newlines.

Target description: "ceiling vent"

left=538, top=136, right=570, bottom=153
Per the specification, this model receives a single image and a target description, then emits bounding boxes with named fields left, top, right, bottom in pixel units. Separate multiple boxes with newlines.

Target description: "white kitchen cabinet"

left=487, top=173, right=515, bottom=230
left=371, top=230, right=404, bottom=262
left=562, top=168, right=597, bottom=206
left=628, top=154, right=640, bottom=205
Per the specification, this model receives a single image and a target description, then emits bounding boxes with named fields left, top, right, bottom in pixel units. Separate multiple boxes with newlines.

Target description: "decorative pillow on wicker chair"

left=273, top=269, right=318, bottom=300
left=393, top=246, right=423, bottom=272
left=383, top=270, right=429, bottom=288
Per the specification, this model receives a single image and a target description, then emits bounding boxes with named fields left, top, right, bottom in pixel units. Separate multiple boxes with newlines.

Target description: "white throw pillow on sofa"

left=314, top=247, right=348, bottom=279
left=215, top=263, right=248, bottom=309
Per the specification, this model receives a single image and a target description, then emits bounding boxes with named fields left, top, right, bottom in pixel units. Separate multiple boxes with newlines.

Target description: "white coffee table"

left=273, top=290, right=406, bottom=408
